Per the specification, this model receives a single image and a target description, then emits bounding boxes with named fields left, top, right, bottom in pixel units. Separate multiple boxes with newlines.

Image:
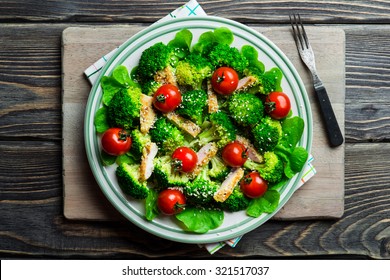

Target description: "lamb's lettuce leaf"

left=176, top=207, right=224, bottom=233
left=145, top=189, right=159, bottom=221
left=246, top=190, right=280, bottom=218
left=94, top=106, right=109, bottom=133
left=275, top=116, right=309, bottom=178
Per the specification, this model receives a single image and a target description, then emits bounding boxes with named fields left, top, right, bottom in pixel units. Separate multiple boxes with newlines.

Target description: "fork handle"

left=314, top=86, right=344, bottom=147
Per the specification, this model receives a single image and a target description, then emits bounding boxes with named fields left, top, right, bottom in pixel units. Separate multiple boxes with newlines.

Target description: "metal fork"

left=290, top=13, right=344, bottom=147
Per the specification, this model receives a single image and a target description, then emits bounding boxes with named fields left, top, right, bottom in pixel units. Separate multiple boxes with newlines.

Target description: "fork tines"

left=289, top=13, right=310, bottom=50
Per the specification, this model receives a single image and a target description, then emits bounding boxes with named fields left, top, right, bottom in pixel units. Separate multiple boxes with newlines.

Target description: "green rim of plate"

left=84, top=16, right=313, bottom=244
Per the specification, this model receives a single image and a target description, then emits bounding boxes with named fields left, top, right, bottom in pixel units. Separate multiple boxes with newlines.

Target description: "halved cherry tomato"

left=171, top=146, right=198, bottom=173
left=101, top=128, right=132, bottom=156
left=157, top=189, right=186, bottom=215
left=265, top=91, right=291, bottom=120
left=240, top=171, right=268, bottom=198
left=153, top=84, right=182, bottom=113
left=221, top=141, right=248, bottom=167
left=211, top=67, right=239, bottom=95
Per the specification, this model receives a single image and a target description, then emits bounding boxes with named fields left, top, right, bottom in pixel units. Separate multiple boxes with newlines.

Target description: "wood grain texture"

left=0, top=25, right=63, bottom=140
left=0, top=0, right=389, bottom=24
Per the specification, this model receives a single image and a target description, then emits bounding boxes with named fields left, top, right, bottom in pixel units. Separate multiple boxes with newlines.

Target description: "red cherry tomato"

left=211, top=67, right=239, bottom=95
left=265, top=91, right=291, bottom=120
left=171, top=147, right=198, bottom=173
left=221, top=141, right=248, bottom=167
left=157, top=189, right=186, bottom=215
left=153, top=84, right=182, bottom=113
left=101, top=128, right=132, bottom=156
left=240, top=171, right=268, bottom=198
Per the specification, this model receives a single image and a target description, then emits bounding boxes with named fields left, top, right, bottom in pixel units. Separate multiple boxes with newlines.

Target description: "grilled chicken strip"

left=140, top=94, right=156, bottom=134
left=165, top=111, right=201, bottom=138
left=139, top=142, right=158, bottom=181
left=236, top=135, right=264, bottom=163
left=214, top=167, right=245, bottom=202
left=207, top=80, right=219, bottom=113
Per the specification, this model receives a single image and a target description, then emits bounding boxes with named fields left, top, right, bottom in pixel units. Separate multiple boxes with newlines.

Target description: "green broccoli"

left=149, top=117, right=186, bottom=154
left=136, top=42, right=180, bottom=82
left=141, top=79, right=163, bottom=96
left=175, top=53, right=214, bottom=89
left=153, top=156, right=189, bottom=188
left=251, top=117, right=282, bottom=153
left=207, top=43, right=248, bottom=74
left=130, top=129, right=152, bottom=159
left=116, top=163, right=149, bottom=199
left=218, top=187, right=250, bottom=212
left=176, top=89, right=208, bottom=125
left=208, top=155, right=230, bottom=182
left=243, top=151, right=284, bottom=183
left=242, top=66, right=283, bottom=95
left=197, top=111, right=237, bottom=148
left=184, top=166, right=220, bottom=206
left=227, top=93, right=264, bottom=127
left=107, top=87, right=142, bottom=130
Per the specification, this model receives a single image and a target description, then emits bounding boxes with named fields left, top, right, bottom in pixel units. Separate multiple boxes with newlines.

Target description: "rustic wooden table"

left=1, top=0, right=389, bottom=259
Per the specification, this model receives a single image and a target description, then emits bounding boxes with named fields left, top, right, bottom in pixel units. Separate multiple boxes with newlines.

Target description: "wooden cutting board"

left=62, top=25, right=345, bottom=221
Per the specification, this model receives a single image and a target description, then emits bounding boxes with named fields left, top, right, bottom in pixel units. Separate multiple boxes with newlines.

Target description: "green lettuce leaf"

left=176, top=207, right=224, bottom=233
left=112, top=65, right=133, bottom=87
left=94, top=106, right=109, bottom=133
left=145, top=189, right=159, bottom=221
left=246, top=190, right=280, bottom=218
left=214, top=27, right=234, bottom=45
left=168, top=29, right=193, bottom=58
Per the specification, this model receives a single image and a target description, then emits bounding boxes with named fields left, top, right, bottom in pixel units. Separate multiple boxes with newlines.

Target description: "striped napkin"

left=84, top=0, right=316, bottom=254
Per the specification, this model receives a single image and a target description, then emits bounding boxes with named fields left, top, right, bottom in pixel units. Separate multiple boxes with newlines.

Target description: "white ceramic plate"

left=84, top=16, right=312, bottom=244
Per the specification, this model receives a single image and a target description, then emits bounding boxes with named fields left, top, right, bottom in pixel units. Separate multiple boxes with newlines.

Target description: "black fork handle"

left=315, top=86, right=344, bottom=147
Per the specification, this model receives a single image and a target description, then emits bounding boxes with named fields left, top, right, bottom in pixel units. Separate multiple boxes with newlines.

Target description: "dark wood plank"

left=0, top=25, right=63, bottom=140
left=0, top=0, right=389, bottom=24
left=0, top=141, right=389, bottom=258
left=345, top=27, right=390, bottom=142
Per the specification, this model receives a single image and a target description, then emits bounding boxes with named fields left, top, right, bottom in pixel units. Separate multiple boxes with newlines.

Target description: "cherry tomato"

left=211, top=67, right=239, bottom=95
left=153, top=84, right=182, bottom=113
left=101, top=128, right=132, bottom=156
left=240, top=171, right=268, bottom=198
left=265, top=91, right=291, bottom=120
left=171, top=147, right=198, bottom=173
left=157, top=189, right=186, bottom=215
left=221, top=141, right=248, bottom=167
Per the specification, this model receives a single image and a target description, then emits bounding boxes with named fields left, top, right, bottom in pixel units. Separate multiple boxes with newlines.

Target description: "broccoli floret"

left=207, top=44, right=248, bottom=74
left=116, top=163, right=149, bottom=199
left=243, top=151, right=284, bottom=183
left=130, top=129, right=151, bottom=159
left=137, top=42, right=179, bottom=81
left=242, top=66, right=283, bottom=95
left=176, top=53, right=214, bottom=89
left=197, top=111, right=236, bottom=149
left=208, top=155, right=230, bottom=182
left=176, top=89, right=208, bottom=125
left=107, top=87, right=142, bottom=130
left=184, top=167, right=220, bottom=206
left=153, top=156, right=189, bottom=188
left=149, top=117, right=185, bottom=154
left=141, top=79, right=163, bottom=96
left=251, top=117, right=282, bottom=153
left=227, top=93, right=264, bottom=126
left=219, top=187, right=250, bottom=212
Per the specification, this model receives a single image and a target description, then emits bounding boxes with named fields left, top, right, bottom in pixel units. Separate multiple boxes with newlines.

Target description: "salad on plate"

left=93, top=27, right=309, bottom=234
